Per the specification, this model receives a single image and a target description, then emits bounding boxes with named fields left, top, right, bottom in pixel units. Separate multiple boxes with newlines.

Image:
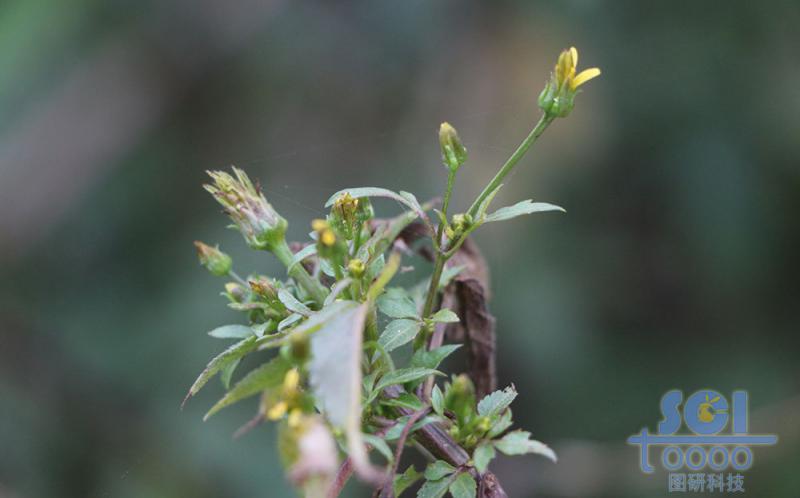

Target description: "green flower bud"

left=439, top=122, right=468, bottom=171
left=248, top=276, right=279, bottom=301
left=194, top=241, right=232, bottom=276
left=204, top=167, right=288, bottom=250
left=347, top=258, right=365, bottom=278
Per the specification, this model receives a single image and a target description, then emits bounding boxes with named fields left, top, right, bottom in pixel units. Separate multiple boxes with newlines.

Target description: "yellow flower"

left=311, top=219, right=336, bottom=247
left=539, top=46, right=601, bottom=118
left=555, top=47, right=601, bottom=91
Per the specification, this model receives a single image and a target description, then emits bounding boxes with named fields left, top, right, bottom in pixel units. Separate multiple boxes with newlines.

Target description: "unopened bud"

left=224, top=282, right=247, bottom=302
left=439, top=122, right=468, bottom=171
left=194, top=241, right=232, bottom=276
left=248, top=276, right=278, bottom=300
left=347, top=258, right=365, bottom=278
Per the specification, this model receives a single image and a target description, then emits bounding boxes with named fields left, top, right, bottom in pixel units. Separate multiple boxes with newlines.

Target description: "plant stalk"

left=466, top=114, right=553, bottom=219
left=271, top=239, right=328, bottom=306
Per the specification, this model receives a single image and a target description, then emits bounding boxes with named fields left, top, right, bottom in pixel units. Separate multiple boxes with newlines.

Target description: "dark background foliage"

left=1, top=1, right=798, bottom=497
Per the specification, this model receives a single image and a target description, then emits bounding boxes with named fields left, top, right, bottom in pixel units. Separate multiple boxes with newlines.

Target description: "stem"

left=271, top=239, right=328, bottom=306
left=466, top=114, right=553, bottom=219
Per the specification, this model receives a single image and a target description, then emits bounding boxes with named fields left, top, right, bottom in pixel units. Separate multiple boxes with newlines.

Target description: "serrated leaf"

left=384, top=415, right=441, bottom=441
left=378, top=319, right=422, bottom=353
left=394, top=465, right=421, bottom=497
left=219, top=357, right=240, bottom=390
left=429, top=309, right=459, bottom=324
left=431, top=385, right=445, bottom=416
left=362, top=434, right=393, bottom=463
left=424, top=460, right=456, bottom=481
left=208, top=324, right=254, bottom=339
left=484, top=200, right=565, bottom=223
left=486, top=408, right=513, bottom=439
left=287, top=244, right=317, bottom=272
left=416, top=477, right=451, bottom=498
left=473, top=442, right=496, bottom=474
left=493, top=430, right=557, bottom=462
left=183, top=336, right=258, bottom=406
left=449, top=472, right=477, bottom=498
left=278, top=289, right=312, bottom=316
left=410, top=344, right=461, bottom=370
left=307, top=301, right=381, bottom=482
left=375, top=368, right=441, bottom=392
left=377, top=287, right=418, bottom=319
left=383, top=392, right=424, bottom=412
left=203, top=355, right=291, bottom=419
left=477, top=386, right=517, bottom=417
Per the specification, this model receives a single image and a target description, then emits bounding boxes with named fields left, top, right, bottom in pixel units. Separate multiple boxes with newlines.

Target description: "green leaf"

left=410, top=344, right=461, bottom=370
left=424, top=460, right=456, bottom=481
left=429, top=309, right=459, bottom=324
left=203, top=355, right=291, bottom=419
left=416, top=477, right=451, bottom=498
left=325, top=187, right=427, bottom=220
left=486, top=408, right=513, bottom=439
left=183, top=336, right=258, bottom=406
left=438, top=265, right=465, bottom=290
left=394, top=465, right=422, bottom=497
left=477, top=386, right=517, bottom=417
left=208, top=324, right=254, bottom=339
left=383, top=392, right=425, bottom=412
left=473, top=442, right=496, bottom=474
left=475, top=183, right=503, bottom=220
left=378, top=319, right=422, bottom=353
left=219, top=357, right=240, bottom=390
left=307, top=301, right=379, bottom=479
left=278, top=289, right=312, bottom=316
left=287, top=244, right=317, bottom=272
left=278, top=313, right=303, bottom=331
left=362, top=434, right=393, bottom=463
left=449, top=472, right=477, bottom=498
left=377, top=287, right=418, bottom=319
left=384, top=415, right=441, bottom=441
left=324, top=278, right=352, bottom=306
left=431, top=384, right=445, bottom=416
left=493, top=430, right=557, bottom=462
left=484, top=200, right=565, bottom=223
left=375, top=368, right=441, bottom=392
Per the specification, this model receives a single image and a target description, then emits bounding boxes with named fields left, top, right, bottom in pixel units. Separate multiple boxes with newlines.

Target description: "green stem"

left=466, top=114, right=554, bottom=219
left=271, top=239, right=328, bottom=306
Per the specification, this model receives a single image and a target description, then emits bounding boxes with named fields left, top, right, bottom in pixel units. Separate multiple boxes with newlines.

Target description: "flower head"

left=204, top=167, right=287, bottom=250
left=539, top=46, right=601, bottom=118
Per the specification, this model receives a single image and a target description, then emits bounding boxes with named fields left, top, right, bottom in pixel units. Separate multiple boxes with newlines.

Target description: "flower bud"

left=204, top=167, right=288, bottom=250
left=224, top=282, right=247, bottom=303
left=439, top=122, right=468, bottom=171
left=194, top=241, right=232, bottom=276
left=538, top=47, right=601, bottom=118
left=248, top=276, right=279, bottom=301
left=347, top=258, right=365, bottom=278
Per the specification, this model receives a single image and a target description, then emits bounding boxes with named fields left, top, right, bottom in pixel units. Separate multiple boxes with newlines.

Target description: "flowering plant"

left=184, top=47, right=599, bottom=498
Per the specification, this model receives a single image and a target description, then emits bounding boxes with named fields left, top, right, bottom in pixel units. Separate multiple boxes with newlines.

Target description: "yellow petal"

left=571, top=67, right=601, bottom=90
left=267, top=401, right=288, bottom=420
left=569, top=47, right=578, bottom=67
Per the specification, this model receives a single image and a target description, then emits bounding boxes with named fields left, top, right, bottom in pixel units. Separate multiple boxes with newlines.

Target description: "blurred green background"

left=1, top=1, right=798, bottom=497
